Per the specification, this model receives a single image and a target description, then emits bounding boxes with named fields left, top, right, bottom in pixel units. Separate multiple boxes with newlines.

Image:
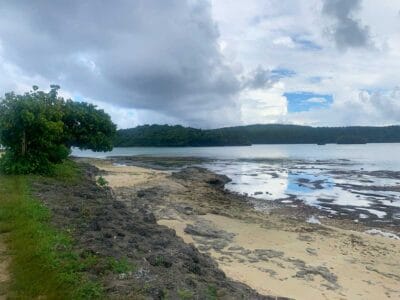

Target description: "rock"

left=298, top=234, right=314, bottom=242
left=184, top=221, right=235, bottom=240
left=198, top=245, right=212, bottom=252
left=306, top=248, right=318, bottom=256
left=89, top=220, right=101, bottom=231
left=176, top=205, right=195, bottom=215
left=258, top=268, right=277, bottom=277
left=136, top=190, right=146, bottom=198
left=254, top=249, right=284, bottom=259
left=70, top=206, right=80, bottom=212
left=146, top=254, right=173, bottom=268
left=210, top=239, right=230, bottom=251
left=295, top=265, right=338, bottom=288
left=103, top=232, right=112, bottom=239
left=172, top=167, right=231, bottom=188
left=139, top=208, right=157, bottom=223
left=228, top=246, right=245, bottom=251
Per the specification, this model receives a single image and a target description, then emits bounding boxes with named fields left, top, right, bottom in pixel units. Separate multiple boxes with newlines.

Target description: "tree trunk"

left=21, top=130, right=26, bottom=156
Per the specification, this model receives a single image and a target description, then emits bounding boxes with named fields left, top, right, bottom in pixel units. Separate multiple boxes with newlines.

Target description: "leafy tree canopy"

left=0, top=85, right=116, bottom=174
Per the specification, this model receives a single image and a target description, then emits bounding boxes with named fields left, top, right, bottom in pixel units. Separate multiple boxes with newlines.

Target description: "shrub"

left=96, top=176, right=108, bottom=187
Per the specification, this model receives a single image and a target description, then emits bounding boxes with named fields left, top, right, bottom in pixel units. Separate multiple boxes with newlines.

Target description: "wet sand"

left=91, top=159, right=400, bottom=300
left=160, top=216, right=400, bottom=299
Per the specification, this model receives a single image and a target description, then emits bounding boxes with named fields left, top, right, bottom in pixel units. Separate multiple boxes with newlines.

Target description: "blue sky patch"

left=292, top=37, right=322, bottom=51
left=271, top=68, right=296, bottom=79
left=284, top=92, right=333, bottom=112
left=73, top=94, right=85, bottom=102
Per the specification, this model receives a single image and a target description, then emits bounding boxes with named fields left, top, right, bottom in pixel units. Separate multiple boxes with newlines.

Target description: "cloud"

left=358, top=87, right=400, bottom=122
left=240, top=82, right=288, bottom=124
left=322, top=0, right=371, bottom=49
left=286, top=87, right=400, bottom=126
left=273, top=36, right=322, bottom=51
left=242, top=66, right=295, bottom=90
left=242, top=66, right=279, bottom=89
left=273, top=36, right=296, bottom=48
left=1, top=0, right=400, bottom=128
left=0, top=0, right=240, bottom=127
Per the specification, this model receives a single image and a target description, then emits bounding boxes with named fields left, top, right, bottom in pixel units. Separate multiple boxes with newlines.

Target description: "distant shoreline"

left=114, top=124, right=400, bottom=147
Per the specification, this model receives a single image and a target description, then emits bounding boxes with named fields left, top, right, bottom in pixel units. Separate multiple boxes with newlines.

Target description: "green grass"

left=177, top=289, right=194, bottom=300
left=206, top=284, right=218, bottom=300
left=51, top=159, right=83, bottom=184
left=107, top=257, right=136, bottom=274
left=0, top=160, right=103, bottom=299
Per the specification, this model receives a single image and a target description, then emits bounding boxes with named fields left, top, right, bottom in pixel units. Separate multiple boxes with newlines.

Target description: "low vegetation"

left=0, top=161, right=103, bottom=299
left=96, top=175, right=109, bottom=187
left=0, top=86, right=117, bottom=296
left=107, top=257, right=136, bottom=274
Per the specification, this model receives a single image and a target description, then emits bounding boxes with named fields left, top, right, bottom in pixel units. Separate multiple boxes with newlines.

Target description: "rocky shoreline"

left=105, top=155, right=400, bottom=232
left=83, top=157, right=400, bottom=299
left=33, top=162, right=285, bottom=299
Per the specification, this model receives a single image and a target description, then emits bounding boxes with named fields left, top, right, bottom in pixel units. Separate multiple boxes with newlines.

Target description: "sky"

left=0, top=0, right=399, bottom=129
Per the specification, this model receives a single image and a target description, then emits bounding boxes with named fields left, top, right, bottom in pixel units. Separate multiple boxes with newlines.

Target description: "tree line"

left=115, top=124, right=400, bottom=147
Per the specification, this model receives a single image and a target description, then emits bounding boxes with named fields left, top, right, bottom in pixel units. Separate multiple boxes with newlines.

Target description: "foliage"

left=63, top=100, right=116, bottom=151
left=0, top=85, right=116, bottom=174
left=336, top=135, right=367, bottom=144
left=115, top=124, right=400, bottom=147
left=177, top=288, right=194, bottom=300
left=114, top=124, right=251, bottom=147
left=107, top=257, right=135, bottom=274
left=96, top=176, right=108, bottom=187
left=206, top=285, right=218, bottom=300
left=52, top=159, right=83, bottom=184
left=0, top=174, right=103, bottom=299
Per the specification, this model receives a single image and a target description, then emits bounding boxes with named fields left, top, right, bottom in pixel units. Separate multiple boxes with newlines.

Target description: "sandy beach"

left=90, top=158, right=400, bottom=300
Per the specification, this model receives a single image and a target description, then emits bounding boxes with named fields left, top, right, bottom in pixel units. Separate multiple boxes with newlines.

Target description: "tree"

left=0, top=86, right=116, bottom=174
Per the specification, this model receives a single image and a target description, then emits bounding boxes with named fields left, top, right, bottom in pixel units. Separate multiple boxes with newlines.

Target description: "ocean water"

left=73, top=144, right=400, bottom=222
left=73, top=144, right=400, bottom=171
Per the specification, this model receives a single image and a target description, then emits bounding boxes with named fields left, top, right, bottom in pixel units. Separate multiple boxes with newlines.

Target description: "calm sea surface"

left=73, top=144, right=400, bottom=222
left=73, top=143, right=400, bottom=171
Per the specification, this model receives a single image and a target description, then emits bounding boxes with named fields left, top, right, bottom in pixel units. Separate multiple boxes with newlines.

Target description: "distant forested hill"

left=114, top=124, right=400, bottom=147
left=114, top=125, right=251, bottom=147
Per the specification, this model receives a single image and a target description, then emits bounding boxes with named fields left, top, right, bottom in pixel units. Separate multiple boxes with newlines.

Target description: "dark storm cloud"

left=322, top=0, right=371, bottom=49
left=0, top=0, right=240, bottom=125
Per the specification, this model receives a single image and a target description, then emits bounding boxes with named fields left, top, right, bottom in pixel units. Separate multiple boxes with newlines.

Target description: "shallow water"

left=73, top=144, right=400, bottom=223
left=73, top=143, right=400, bottom=170
left=204, top=159, right=400, bottom=221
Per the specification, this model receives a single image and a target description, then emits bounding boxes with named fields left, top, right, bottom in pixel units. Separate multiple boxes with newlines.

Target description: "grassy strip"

left=0, top=161, right=103, bottom=299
